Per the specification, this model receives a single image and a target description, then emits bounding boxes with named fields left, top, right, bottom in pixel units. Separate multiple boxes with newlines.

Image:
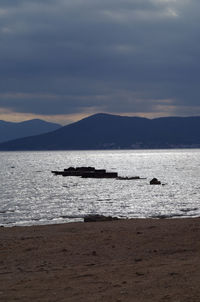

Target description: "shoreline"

left=1, top=214, right=198, bottom=229
left=1, top=218, right=200, bottom=301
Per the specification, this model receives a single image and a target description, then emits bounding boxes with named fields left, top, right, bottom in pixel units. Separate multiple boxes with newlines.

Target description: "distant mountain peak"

left=0, top=119, right=61, bottom=143
left=82, top=113, right=115, bottom=120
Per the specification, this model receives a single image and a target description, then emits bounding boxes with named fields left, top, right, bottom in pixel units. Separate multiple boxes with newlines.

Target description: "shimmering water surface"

left=0, top=149, right=200, bottom=226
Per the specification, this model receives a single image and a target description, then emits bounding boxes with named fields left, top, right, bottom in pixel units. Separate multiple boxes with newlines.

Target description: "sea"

left=0, top=149, right=200, bottom=227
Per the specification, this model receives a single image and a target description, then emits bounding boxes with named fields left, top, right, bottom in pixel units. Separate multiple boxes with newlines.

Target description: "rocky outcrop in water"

left=52, top=166, right=146, bottom=180
left=52, top=166, right=118, bottom=178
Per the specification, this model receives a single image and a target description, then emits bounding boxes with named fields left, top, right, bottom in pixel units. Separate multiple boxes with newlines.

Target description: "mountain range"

left=0, top=119, right=61, bottom=143
left=0, top=113, right=199, bottom=150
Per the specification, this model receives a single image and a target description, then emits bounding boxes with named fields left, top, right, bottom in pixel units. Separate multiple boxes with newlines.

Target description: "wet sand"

left=1, top=218, right=200, bottom=301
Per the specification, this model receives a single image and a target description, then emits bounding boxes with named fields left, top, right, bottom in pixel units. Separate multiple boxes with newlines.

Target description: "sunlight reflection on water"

left=0, top=149, right=200, bottom=226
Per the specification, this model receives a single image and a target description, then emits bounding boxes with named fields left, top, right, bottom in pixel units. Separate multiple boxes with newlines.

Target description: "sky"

left=0, top=0, right=200, bottom=125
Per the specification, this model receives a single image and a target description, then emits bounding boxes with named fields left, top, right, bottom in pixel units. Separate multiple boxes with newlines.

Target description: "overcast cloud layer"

left=0, top=0, right=200, bottom=123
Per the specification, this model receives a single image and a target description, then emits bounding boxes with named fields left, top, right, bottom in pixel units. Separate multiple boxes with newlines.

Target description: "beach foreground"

left=1, top=218, right=200, bottom=302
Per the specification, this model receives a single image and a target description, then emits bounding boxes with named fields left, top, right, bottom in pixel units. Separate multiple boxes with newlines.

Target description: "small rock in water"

left=150, top=178, right=161, bottom=185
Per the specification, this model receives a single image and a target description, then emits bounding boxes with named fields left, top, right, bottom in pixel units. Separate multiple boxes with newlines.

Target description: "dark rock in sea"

left=84, top=214, right=119, bottom=223
left=65, top=167, right=76, bottom=171
left=150, top=178, right=161, bottom=185
left=180, top=207, right=198, bottom=213
left=52, top=166, right=145, bottom=179
left=151, top=213, right=184, bottom=219
left=81, top=171, right=118, bottom=178
left=117, top=176, right=146, bottom=180
left=52, top=166, right=118, bottom=178
left=151, top=215, right=168, bottom=219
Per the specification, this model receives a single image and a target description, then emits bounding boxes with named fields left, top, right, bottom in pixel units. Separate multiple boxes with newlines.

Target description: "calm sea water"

left=0, top=149, right=200, bottom=226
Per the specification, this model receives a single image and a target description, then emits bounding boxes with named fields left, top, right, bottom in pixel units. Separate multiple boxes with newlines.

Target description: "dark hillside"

left=0, top=113, right=199, bottom=150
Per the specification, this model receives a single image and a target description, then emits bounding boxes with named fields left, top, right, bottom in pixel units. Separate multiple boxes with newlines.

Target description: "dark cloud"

left=0, top=0, right=200, bottom=118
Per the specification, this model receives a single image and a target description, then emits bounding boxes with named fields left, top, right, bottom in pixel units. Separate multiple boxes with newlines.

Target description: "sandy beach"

left=1, top=218, right=200, bottom=301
